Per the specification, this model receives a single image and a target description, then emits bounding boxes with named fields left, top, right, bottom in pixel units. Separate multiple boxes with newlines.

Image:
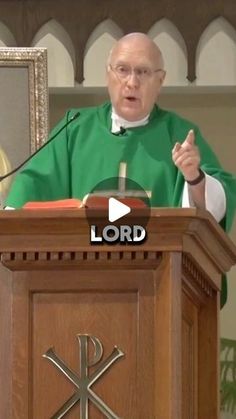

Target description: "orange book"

left=23, top=196, right=148, bottom=209
left=23, top=198, right=83, bottom=209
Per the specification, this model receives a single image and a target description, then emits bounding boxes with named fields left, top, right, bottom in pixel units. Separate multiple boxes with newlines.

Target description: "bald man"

left=106, top=33, right=209, bottom=213
left=5, top=32, right=236, bottom=232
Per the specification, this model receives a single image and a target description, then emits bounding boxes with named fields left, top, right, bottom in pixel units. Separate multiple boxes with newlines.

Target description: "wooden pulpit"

left=0, top=208, right=236, bottom=419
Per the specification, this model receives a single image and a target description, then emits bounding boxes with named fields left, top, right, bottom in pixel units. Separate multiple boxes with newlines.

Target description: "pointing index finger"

left=185, top=129, right=195, bottom=145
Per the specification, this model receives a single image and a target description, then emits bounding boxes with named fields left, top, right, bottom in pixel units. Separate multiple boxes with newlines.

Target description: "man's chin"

left=119, top=107, right=144, bottom=122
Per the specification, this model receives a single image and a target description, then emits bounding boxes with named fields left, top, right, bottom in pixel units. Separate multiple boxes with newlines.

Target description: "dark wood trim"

left=0, top=0, right=235, bottom=82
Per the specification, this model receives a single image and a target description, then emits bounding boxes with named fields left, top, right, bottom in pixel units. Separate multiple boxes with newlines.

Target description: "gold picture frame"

left=0, top=47, right=49, bottom=200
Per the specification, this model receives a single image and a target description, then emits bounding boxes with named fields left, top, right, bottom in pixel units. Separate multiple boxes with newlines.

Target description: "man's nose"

left=126, top=71, right=140, bottom=87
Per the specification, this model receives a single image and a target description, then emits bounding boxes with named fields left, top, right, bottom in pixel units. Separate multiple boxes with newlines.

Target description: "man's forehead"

left=112, top=43, right=156, bottom=64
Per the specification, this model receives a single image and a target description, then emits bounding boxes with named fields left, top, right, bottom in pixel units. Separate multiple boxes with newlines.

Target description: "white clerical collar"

left=111, top=108, right=149, bottom=133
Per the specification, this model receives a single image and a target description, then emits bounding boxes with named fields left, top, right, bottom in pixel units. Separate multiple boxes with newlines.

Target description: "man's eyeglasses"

left=109, top=64, right=164, bottom=82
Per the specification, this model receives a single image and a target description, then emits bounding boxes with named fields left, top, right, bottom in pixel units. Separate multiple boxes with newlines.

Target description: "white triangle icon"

left=108, top=197, right=131, bottom=222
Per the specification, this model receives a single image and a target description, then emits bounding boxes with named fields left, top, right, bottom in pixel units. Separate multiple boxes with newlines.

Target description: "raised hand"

left=172, top=129, right=201, bottom=182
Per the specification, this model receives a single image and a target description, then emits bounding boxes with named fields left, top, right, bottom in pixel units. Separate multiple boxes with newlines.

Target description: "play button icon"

left=85, top=177, right=151, bottom=236
left=108, top=197, right=131, bottom=222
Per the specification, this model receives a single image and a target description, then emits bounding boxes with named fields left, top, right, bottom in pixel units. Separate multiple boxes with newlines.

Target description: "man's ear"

left=160, top=70, right=166, bottom=86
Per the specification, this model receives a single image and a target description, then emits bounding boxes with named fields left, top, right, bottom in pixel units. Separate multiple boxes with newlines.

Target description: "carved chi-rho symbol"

left=43, top=334, right=125, bottom=419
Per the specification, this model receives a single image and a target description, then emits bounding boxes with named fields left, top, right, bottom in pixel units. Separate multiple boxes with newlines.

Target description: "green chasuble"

left=5, top=102, right=236, bottom=305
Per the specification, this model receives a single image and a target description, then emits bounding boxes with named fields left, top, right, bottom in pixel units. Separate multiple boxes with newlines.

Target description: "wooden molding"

left=0, top=0, right=235, bottom=82
left=0, top=250, right=162, bottom=269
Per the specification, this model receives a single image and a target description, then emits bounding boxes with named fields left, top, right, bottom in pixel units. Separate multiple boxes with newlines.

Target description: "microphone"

left=113, top=126, right=126, bottom=136
left=0, top=111, right=80, bottom=182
